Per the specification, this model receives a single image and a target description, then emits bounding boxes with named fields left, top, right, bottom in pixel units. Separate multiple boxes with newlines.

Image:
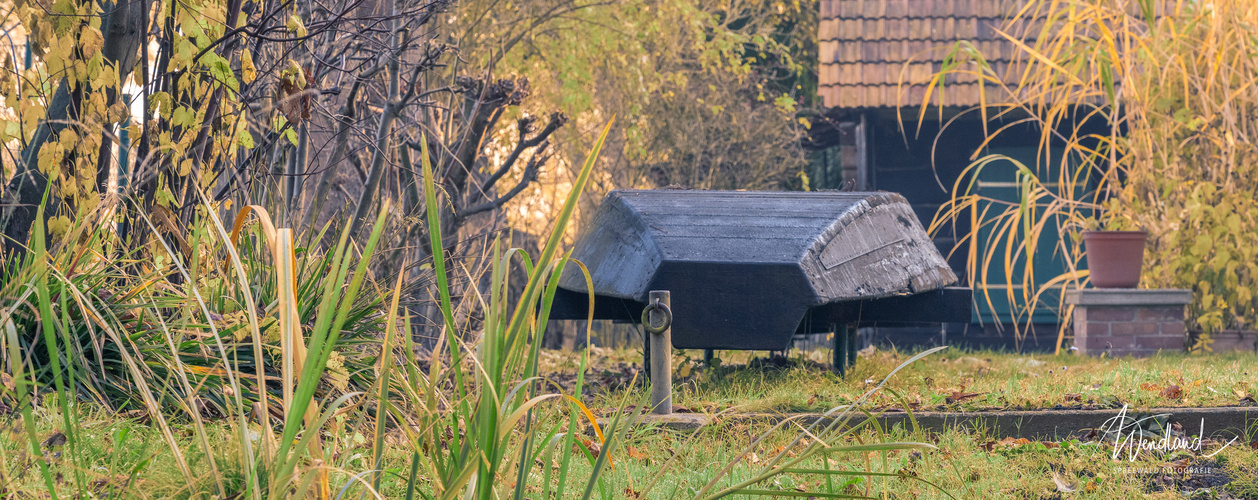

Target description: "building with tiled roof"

left=818, top=0, right=1030, bottom=108
left=809, top=0, right=1175, bottom=348
left=810, top=0, right=1078, bottom=346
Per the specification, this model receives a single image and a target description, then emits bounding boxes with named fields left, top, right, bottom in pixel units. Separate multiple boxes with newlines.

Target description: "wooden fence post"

left=645, top=290, right=672, bottom=415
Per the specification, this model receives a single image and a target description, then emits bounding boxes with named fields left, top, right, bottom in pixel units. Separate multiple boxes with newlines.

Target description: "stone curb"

left=720, top=406, right=1258, bottom=440
left=598, top=407, right=1258, bottom=439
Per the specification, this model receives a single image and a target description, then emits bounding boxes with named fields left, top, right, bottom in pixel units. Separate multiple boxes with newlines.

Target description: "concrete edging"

left=719, top=406, right=1258, bottom=440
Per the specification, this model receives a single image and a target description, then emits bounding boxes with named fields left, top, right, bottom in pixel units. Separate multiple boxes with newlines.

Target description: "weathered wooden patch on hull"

left=806, top=195, right=956, bottom=303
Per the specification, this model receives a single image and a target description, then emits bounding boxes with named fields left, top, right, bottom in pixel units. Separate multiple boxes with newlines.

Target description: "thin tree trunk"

left=347, top=0, right=403, bottom=238
left=287, top=121, right=309, bottom=220
left=1, top=0, right=144, bottom=263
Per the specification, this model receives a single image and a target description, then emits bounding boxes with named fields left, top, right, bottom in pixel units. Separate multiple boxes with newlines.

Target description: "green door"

left=971, top=147, right=1080, bottom=325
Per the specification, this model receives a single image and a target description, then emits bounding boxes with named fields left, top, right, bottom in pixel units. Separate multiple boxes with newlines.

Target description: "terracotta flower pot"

left=1083, top=230, right=1147, bottom=288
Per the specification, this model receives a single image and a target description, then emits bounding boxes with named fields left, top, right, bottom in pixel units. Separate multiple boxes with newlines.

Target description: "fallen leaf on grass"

left=981, top=437, right=1034, bottom=452
left=1064, top=393, right=1082, bottom=402
left=946, top=391, right=985, bottom=404
left=1052, top=471, right=1076, bottom=492
left=748, top=452, right=761, bottom=465
left=43, top=431, right=67, bottom=448
left=580, top=438, right=602, bottom=459
left=625, top=446, right=648, bottom=461
left=671, top=404, right=692, bottom=413
left=1160, top=385, right=1184, bottom=399
left=771, top=444, right=798, bottom=458
left=1141, top=382, right=1162, bottom=392
left=122, top=408, right=149, bottom=423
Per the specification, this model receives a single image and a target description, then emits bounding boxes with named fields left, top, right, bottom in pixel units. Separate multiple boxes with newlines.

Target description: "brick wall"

left=1073, top=305, right=1186, bottom=357
left=1205, top=330, right=1258, bottom=353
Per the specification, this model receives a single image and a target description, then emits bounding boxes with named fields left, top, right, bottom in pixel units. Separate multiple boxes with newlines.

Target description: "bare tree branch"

left=456, top=140, right=551, bottom=221
left=475, top=111, right=566, bottom=200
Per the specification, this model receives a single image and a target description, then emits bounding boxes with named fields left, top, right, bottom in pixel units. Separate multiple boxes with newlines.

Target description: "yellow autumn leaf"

left=109, top=102, right=130, bottom=122
left=59, top=128, right=78, bottom=146
left=87, top=91, right=107, bottom=117
left=37, top=142, right=63, bottom=174
left=22, top=110, right=40, bottom=135
left=262, top=318, right=282, bottom=344
left=48, top=215, right=72, bottom=241
left=0, top=120, right=18, bottom=142
left=79, top=26, right=104, bottom=58
left=240, top=49, right=256, bottom=84
left=287, top=15, right=307, bottom=38
left=91, top=64, right=116, bottom=91
left=45, top=51, right=65, bottom=79
left=325, top=351, right=350, bottom=391
left=62, top=177, right=79, bottom=197
left=80, top=193, right=100, bottom=211
left=71, top=59, right=87, bottom=82
left=283, top=60, right=305, bottom=88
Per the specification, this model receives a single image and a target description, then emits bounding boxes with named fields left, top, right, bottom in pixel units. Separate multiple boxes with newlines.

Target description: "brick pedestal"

left=1065, top=289, right=1191, bottom=357
left=1203, top=330, right=1258, bottom=352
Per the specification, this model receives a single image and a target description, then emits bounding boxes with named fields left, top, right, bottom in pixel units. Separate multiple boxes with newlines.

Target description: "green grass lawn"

left=4, top=347, right=1256, bottom=499
left=565, top=417, right=1258, bottom=499
left=5, top=396, right=1255, bottom=499
left=554, top=346, right=1258, bottom=414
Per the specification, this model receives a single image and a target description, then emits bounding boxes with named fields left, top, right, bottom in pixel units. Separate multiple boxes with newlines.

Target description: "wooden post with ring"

left=642, top=291, right=672, bottom=415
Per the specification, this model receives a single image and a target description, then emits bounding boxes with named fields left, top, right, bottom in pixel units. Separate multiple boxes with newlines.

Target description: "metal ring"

left=641, top=299, right=672, bottom=335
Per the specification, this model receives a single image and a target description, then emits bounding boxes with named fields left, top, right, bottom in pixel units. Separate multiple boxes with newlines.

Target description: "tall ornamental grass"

left=2, top=119, right=951, bottom=498
left=920, top=0, right=1258, bottom=349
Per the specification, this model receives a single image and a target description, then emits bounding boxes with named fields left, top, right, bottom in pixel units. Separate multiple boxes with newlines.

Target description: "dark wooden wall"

left=855, top=109, right=1108, bottom=348
left=864, top=110, right=1020, bottom=279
